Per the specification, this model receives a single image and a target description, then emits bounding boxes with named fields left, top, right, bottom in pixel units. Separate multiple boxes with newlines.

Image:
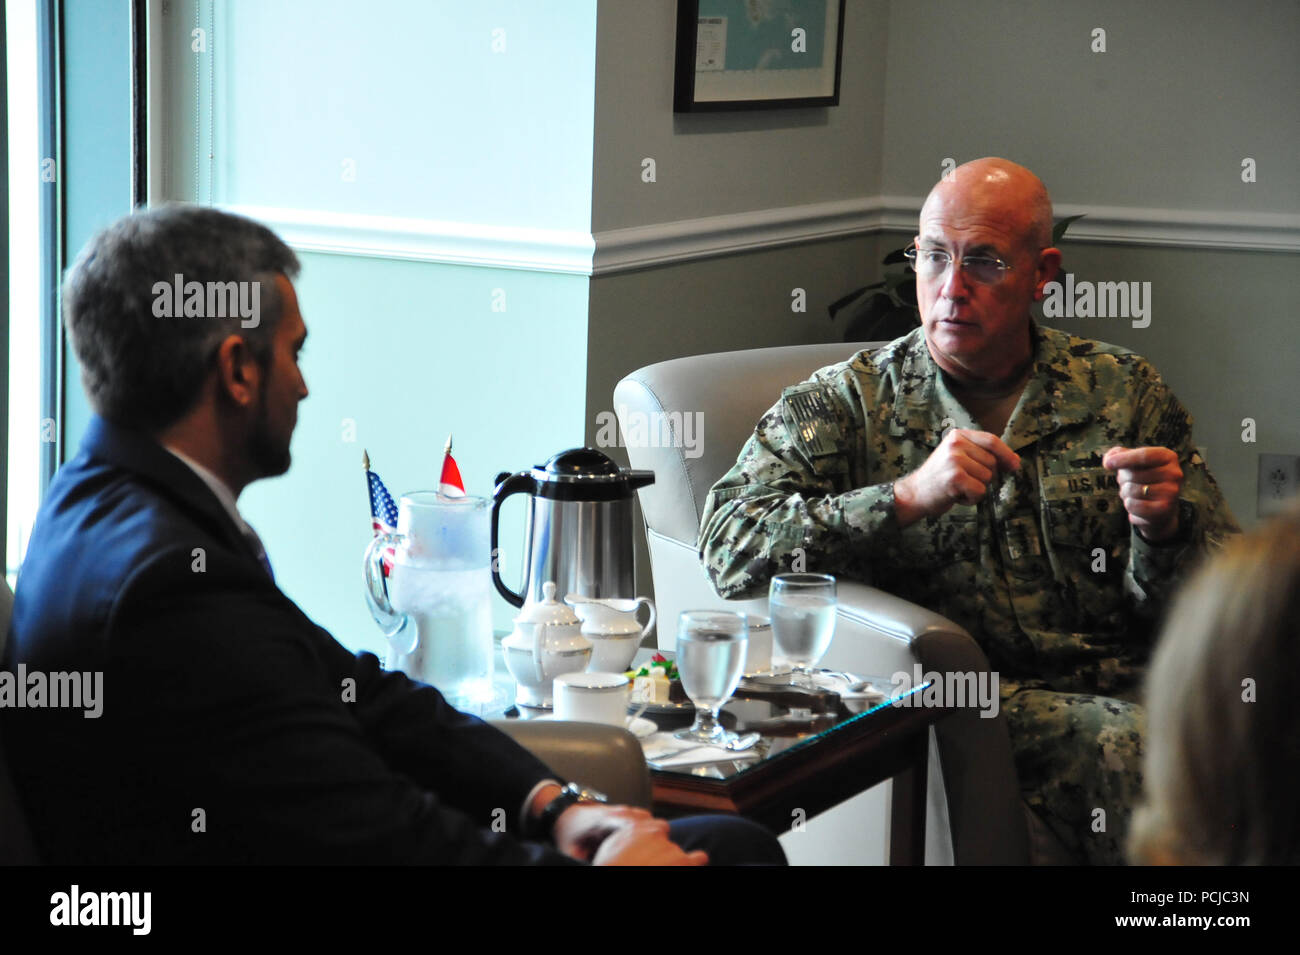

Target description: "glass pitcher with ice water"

left=363, top=492, right=494, bottom=710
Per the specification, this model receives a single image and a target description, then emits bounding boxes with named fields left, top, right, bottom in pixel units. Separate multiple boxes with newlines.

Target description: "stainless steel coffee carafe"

left=491, top=448, right=654, bottom=608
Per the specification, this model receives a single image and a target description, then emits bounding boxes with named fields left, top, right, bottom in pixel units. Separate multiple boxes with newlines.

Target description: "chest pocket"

left=1040, top=467, right=1129, bottom=552
left=898, top=504, right=980, bottom=568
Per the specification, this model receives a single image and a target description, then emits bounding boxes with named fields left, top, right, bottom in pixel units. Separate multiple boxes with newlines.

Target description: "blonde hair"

left=1129, top=503, right=1300, bottom=864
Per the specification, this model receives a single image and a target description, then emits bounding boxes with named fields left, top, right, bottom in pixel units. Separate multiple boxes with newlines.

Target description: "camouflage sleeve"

left=1123, top=365, right=1241, bottom=614
left=698, top=375, right=903, bottom=600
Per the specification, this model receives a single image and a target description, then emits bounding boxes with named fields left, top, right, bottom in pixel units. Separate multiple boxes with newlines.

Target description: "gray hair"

left=1129, top=503, right=1300, bottom=864
left=63, top=204, right=300, bottom=432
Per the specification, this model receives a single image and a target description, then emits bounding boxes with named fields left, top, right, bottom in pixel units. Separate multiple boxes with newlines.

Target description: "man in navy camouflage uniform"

left=699, top=158, right=1239, bottom=864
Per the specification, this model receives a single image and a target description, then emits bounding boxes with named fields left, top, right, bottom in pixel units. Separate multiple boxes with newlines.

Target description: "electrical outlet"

left=1257, top=454, right=1300, bottom=517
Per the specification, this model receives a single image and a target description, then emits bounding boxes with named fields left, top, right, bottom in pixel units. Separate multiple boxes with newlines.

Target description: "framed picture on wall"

left=673, top=0, right=846, bottom=112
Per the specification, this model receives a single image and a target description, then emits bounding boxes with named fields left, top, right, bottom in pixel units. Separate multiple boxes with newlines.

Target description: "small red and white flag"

left=439, top=434, right=466, bottom=498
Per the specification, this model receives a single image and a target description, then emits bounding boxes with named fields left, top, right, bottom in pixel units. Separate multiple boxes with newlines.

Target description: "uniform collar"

left=889, top=322, right=1105, bottom=452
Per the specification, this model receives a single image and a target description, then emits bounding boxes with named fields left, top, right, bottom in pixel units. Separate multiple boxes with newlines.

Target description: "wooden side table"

left=650, top=695, right=951, bottom=865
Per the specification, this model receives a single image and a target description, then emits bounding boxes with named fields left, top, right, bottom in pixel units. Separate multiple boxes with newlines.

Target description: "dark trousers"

left=668, top=815, right=787, bottom=866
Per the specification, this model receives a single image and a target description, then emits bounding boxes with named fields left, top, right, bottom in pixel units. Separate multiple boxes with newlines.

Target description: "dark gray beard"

left=249, top=387, right=291, bottom=477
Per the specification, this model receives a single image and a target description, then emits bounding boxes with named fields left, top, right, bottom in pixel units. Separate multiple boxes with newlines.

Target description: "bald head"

left=920, top=158, right=1053, bottom=252
left=912, top=157, right=1062, bottom=384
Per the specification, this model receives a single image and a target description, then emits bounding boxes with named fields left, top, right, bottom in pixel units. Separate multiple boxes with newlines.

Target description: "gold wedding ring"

left=1142, top=484, right=1150, bottom=498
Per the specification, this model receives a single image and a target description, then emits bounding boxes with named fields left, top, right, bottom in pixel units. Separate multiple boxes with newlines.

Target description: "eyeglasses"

left=903, top=245, right=1015, bottom=285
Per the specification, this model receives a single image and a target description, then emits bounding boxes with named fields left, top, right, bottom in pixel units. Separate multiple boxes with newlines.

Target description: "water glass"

left=673, top=611, right=748, bottom=743
left=769, top=574, right=837, bottom=690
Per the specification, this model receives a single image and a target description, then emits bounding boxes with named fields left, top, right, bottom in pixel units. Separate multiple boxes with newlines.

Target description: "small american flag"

left=365, top=455, right=399, bottom=575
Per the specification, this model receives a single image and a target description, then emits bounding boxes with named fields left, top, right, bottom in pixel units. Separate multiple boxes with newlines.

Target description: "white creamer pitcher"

left=564, top=594, right=656, bottom=674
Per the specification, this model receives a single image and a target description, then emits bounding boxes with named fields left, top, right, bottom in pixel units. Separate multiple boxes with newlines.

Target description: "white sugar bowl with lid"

left=502, top=581, right=592, bottom=709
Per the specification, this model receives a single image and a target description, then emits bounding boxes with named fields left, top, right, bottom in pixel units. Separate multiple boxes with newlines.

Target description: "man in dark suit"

left=2, top=205, right=783, bottom=865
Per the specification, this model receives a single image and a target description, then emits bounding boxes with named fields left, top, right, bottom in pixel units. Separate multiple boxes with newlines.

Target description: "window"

left=6, top=0, right=42, bottom=587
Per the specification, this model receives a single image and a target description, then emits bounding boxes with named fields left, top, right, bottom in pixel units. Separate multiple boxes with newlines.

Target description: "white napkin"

left=640, top=731, right=761, bottom=769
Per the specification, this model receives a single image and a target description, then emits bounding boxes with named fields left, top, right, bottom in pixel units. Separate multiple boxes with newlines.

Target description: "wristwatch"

left=530, top=782, right=608, bottom=842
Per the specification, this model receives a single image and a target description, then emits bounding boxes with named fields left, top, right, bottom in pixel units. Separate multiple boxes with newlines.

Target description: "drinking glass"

left=673, top=611, right=748, bottom=743
left=769, top=574, right=837, bottom=690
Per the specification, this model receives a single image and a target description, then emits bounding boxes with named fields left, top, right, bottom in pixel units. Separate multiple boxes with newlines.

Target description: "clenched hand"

left=894, top=429, right=1021, bottom=528
left=1103, top=446, right=1184, bottom=542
